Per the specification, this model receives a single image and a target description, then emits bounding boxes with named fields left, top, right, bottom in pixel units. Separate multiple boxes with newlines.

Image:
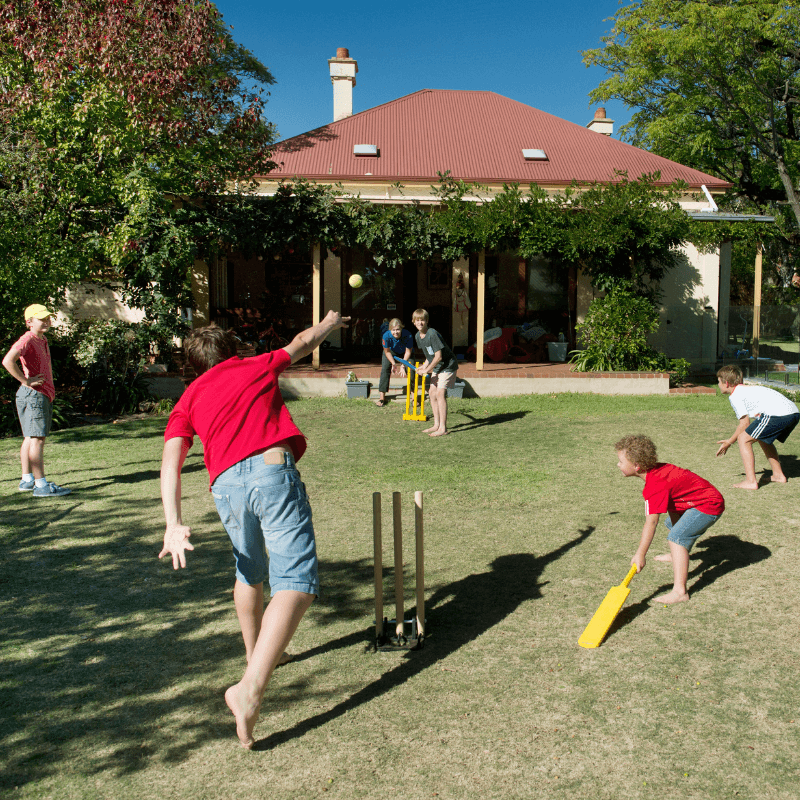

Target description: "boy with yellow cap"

left=2, top=304, right=71, bottom=496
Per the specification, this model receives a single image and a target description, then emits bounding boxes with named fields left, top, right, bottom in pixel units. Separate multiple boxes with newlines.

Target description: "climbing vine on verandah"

left=192, top=171, right=776, bottom=293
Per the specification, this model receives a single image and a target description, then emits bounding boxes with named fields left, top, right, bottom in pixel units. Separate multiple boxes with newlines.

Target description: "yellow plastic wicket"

left=403, top=361, right=427, bottom=421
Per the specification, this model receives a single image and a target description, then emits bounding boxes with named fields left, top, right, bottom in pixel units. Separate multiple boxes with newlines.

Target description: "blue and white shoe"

left=18, top=478, right=35, bottom=491
left=33, top=481, right=72, bottom=498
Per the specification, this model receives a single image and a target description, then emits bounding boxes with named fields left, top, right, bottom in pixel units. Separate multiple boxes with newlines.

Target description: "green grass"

left=2, top=394, right=799, bottom=800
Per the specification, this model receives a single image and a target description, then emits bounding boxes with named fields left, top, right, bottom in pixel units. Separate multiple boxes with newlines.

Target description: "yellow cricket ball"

left=349, top=274, right=363, bottom=288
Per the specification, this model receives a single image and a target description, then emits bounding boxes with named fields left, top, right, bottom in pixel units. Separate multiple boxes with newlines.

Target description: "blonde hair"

left=717, top=365, right=743, bottom=386
left=614, top=435, right=659, bottom=472
left=412, top=308, right=429, bottom=322
left=388, top=318, right=403, bottom=329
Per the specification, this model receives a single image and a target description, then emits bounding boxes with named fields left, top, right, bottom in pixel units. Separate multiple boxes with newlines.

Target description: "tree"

left=584, top=0, right=800, bottom=234
left=0, top=0, right=276, bottom=360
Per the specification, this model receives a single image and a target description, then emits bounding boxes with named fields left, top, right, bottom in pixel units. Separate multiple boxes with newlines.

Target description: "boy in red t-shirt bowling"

left=2, top=304, right=71, bottom=497
left=159, top=310, right=348, bottom=749
left=615, top=435, right=724, bottom=605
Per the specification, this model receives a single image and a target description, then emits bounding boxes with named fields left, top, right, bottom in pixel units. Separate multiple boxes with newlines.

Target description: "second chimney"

left=587, top=107, right=614, bottom=136
left=328, top=47, right=358, bottom=122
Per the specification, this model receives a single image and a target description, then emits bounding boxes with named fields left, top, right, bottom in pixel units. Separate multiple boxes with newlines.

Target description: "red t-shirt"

left=642, top=463, right=725, bottom=517
left=164, top=349, right=306, bottom=488
left=13, top=332, right=55, bottom=402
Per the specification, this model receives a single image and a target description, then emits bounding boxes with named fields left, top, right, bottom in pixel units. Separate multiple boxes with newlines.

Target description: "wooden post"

left=518, top=256, right=527, bottom=319
left=373, top=492, right=383, bottom=642
left=312, top=243, right=322, bottom=370
left=392, top=492, right=404, bottom=640
left=414, top=491, right=424, bottom=638
left=753, top=244, right=762, bottom=364
left=477, top=250, right=486, bottom=371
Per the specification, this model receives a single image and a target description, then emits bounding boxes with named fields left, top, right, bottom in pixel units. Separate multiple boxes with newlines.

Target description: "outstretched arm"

left=159, top=436, right=193, bottom=569
left=282, top=310, right=351, bottom=365
left=716, top=415, right=750, bottom=456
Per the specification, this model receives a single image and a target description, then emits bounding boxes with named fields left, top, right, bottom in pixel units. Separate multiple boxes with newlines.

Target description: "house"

left=194, top=47, right=735, bottom=371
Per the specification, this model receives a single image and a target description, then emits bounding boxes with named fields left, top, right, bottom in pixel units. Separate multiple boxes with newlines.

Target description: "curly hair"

left=614, top=435, right=659, bottom=472
left=184, top=325, right=239, bottom=375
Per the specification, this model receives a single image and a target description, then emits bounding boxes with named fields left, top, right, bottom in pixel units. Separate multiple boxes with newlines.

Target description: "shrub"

left=571, top=283, right=690, bottom=383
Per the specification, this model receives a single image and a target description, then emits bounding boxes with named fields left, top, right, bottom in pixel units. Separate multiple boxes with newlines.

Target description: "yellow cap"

left=24, top=304, right=53, bottom=320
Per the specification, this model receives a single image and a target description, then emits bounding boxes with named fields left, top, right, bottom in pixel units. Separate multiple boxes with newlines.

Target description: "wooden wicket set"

left=403, top=362, right=427, bottom=421
left=373, top=491, right=425, bottom=650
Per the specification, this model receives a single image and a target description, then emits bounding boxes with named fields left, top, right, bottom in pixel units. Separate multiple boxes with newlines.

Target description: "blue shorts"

left=16, top=385, right=53, bottom=438
left=665, top=508, right=721, bottom=552
left=746, top=413, right=799, bottom=445
left=211, top=452, right=318, bottom=595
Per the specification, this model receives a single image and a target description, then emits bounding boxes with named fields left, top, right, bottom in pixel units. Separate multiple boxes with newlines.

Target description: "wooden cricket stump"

left=373, top=490, right=425, bottom=651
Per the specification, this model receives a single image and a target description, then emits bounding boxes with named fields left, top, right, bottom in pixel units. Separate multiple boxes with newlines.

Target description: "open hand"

left=715, top=440, right=731, bottom=457
left=159, top=523, right=194, bottom=569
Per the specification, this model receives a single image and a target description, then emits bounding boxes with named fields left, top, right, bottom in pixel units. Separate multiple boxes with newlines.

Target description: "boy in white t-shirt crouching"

left=716, top=365, right=799, bottom=490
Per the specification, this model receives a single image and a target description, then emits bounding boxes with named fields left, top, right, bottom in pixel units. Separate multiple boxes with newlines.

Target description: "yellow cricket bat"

left=578, top=565, right=638, bottom=649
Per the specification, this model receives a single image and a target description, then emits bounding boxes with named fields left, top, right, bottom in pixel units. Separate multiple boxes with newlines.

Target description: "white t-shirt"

left=729, top=385, right=799, bottom=419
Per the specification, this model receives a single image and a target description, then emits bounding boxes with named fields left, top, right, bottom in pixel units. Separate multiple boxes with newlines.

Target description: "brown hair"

left=184, top=325, right=239, bottom=375
left=614, top=435, right=659, bottom=472
left=412, top=308, right=429, bottom=322
left=716, top=365, right=743, bottom=386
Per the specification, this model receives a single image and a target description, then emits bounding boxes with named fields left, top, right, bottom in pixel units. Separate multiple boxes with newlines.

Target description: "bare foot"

left=770, top=475, right=788, bottom=484
left=653, top=589, right=689, bottom=604
left=422, top=426, right=438, bottom=434
left=276, top=651, right=293, bottom=667
left=654, top=553, right=673, bottom=563
left=733, top=480, right=759, bottom=490
left=429, top=429, right=449, bottom=437
left=225, top=683, right=260, bottom=749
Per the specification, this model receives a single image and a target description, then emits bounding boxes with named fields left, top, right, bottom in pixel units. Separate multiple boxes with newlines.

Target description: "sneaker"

left=33, top=481, right=72, bottom=498
left=18, top=478, right=35, bottom=491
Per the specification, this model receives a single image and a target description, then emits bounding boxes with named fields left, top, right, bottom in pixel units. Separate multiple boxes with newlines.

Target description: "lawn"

left=1, top=394, right=799, bottom=800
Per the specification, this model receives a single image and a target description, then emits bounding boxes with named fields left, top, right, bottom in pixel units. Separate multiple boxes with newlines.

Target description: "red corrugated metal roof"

left=264, top=90, right=731, bottom=189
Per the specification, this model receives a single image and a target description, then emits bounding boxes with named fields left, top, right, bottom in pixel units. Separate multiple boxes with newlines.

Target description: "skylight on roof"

left=354, top=144, right=379, bottom=157
left=522, top=149, right=548, bottom=161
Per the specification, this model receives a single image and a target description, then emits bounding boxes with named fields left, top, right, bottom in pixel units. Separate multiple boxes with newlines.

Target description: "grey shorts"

left=16, top=386, right=53, bottom=438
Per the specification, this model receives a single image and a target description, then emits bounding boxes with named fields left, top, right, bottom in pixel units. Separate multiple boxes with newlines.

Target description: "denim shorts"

left=211, top=452, right=318, bottom=595
left=665, top=508, right=721, bottom=552
left=16, top=385, right=53, bottom=438
left=746, top=412, right=799, bottom=445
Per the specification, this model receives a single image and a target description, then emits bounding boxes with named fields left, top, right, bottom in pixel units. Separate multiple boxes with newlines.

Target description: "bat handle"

left=622, top=564, right=638, bottom=587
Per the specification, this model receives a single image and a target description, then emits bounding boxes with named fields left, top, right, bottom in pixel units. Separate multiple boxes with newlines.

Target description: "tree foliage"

left=0, top=0, right=276, bottom=362
left=584, top=0, right=800, bottom=236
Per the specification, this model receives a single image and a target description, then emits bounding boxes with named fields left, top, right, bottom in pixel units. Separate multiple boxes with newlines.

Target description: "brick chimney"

left=587, top=107, right=614, bottom=136
left=328, top=47, right=358, bottom=122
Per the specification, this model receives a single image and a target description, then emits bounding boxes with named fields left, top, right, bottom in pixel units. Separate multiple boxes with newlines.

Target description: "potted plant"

left=345, top=370, right=371, bottom=399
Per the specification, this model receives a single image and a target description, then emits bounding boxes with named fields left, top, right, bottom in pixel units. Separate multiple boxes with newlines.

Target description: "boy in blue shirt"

left=374, top=318, right=414, bottom=407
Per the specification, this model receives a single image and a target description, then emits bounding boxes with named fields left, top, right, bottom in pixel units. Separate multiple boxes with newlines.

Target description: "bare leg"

left=429, top=391, right=449, bottom=436
left=758, top=441, right=787, bottom=483
left=654, top=541, right=690, bottom=604
left=422, top=385, right=440, bottom=433
left=21, top=436, right=45, bottom=480
left=225, top=589, right=314, bottom=748
left=233, top=580, right=291, bottom=666
left=733, top=433, right=759, bottom=490
left=234, top=580, right=264, bottom=662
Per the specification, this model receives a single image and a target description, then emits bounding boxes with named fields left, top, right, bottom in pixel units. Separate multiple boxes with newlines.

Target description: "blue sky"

left=213, top=0, right=632, bottom=142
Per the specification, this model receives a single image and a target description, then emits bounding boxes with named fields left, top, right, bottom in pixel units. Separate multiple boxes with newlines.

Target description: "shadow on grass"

left=251, top=524, right=595, bottom=751
left=607, top=534, right=771, bottom=639
left=448, top=411, right=530, bottom=433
